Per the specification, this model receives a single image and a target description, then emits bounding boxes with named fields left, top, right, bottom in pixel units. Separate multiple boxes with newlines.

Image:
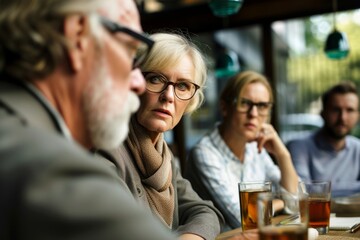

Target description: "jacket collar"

left=0, top=79, right=72, bottom=141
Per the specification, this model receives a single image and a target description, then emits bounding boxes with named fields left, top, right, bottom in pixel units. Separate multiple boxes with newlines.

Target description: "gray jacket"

left=0, top=79, right=176, bottom=240
left=107, top=143, right=224, bottom=240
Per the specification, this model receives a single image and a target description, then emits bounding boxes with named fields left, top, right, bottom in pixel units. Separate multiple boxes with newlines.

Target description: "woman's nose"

left=248, top=105, right=259, bottom=117
left=160, top=84, right=175, bottom=102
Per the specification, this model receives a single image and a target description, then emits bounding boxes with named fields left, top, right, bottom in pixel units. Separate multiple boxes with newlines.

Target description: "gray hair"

left=0, top=0, right=105, bottom=81
left=141, top=32, right=207, bottom=114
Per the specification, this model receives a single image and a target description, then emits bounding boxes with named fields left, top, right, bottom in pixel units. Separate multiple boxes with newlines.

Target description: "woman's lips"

left=244, top=123, right=257, bottom=130
left=153, top=108, right=172, bottom=117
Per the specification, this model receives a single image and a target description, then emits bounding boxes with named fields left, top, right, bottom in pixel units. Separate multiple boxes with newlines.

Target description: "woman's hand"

left=226, top=229, right=259, bottom=240
left=256, top=123, right=299, bottom=193
left=179, top=233, right=204, bottom=240
left=256, top=123, right=288, bottom=159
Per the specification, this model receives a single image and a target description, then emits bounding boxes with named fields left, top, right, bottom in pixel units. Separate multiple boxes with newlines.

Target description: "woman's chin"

left=245, top=134, right=257, bottom=142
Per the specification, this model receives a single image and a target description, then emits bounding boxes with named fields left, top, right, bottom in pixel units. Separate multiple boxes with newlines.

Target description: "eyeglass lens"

left=236, top=98, right=272, bottom=116
left=144, top=72, right=199, bottom=100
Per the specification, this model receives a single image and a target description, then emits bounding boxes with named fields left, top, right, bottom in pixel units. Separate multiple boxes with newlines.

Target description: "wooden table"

left=216, top=228, right=360, bottom=240
left=216, top=194, right=360, bottom=240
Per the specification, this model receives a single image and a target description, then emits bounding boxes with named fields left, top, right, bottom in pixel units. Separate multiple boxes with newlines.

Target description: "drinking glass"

left=239, top=181, right=272, bottom=231
left=299, top=180, right=331, bottom=234
left=257, top=192, right=309, bottom=240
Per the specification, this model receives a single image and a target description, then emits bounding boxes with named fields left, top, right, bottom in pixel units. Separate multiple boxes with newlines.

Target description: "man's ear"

left=63, top=14, right=91, bottom=72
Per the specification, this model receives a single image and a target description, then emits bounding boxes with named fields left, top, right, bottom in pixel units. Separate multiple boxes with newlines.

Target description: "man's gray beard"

left=83, top=58, right=139, bottom=150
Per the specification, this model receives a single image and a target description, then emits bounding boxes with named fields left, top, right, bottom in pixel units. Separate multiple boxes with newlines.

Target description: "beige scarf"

left=126, top=117, right=175, bottom=227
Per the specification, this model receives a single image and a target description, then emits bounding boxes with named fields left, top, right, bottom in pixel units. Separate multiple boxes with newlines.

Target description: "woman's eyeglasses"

left=100, top=17, right=154, bottom=69
left=143, top=72, right=200, bottom=100
left=234, top=98, right=273, bottom=116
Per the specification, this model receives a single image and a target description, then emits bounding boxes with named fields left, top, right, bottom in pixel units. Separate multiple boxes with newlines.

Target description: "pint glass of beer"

left=239, top=181, right=272, bottom=231
left=299, top=180, right=331, bottom=234
left=257, top=192, right=309, bottom=240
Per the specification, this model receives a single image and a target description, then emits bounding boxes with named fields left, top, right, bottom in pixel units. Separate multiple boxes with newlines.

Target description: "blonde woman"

left=108, top=32, right=224, bottom=240
left=185, top=71, right=298, bottom=230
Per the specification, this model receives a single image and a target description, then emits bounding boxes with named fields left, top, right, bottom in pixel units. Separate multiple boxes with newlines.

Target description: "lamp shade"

left=324, top=30, right=349, bottom=59
left=208, top=0, right=243, bottom=17
left=215, top=48, right=240, bottom=78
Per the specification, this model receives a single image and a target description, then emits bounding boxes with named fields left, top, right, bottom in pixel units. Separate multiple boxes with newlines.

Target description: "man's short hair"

left=321, top=81, right=358, bottom=109
left=0, top=0, right=103, bottom=82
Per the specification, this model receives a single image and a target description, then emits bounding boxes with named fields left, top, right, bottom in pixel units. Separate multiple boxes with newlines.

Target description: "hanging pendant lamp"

left=215, top=47, right=240, bottom=78
left=324, top=0, right=349, bottom=59
left=324, top=30, right=349, bottom=59
left=208, top=0, right=243, bottom=17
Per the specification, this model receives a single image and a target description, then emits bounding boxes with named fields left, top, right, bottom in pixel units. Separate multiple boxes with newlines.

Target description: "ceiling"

left=139, top=0, right=360, bottom=33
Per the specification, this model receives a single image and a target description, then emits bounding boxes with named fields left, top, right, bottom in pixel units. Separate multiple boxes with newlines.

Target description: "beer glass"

left=239, top=181, right=272, bottom=231
left=257, top=192, right=309, bottom=240
left=299, top=180, right=331, bottom=234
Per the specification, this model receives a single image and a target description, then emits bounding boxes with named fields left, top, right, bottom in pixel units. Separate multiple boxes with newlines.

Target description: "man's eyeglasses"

left=143, top=72, right=200, bottom=101
left=235, top=98, right=273, bottom=116
left=100, top=17, right=154, bottom=69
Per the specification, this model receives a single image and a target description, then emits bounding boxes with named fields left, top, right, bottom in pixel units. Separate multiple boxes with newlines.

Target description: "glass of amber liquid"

left=299, top=180, right=331, bottom=234
left=257, top=192, right=309, bottom=240
left=239, top=181, right=272, bottom=231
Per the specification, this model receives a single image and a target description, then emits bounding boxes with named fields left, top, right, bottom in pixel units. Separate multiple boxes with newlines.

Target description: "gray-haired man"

left=0, top=0, right=176, bottom=239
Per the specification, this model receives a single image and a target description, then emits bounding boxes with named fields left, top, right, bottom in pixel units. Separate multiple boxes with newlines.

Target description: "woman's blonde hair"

left=141, top=32, right=207, bottom=114
left=220, top=70, right=273, bottom=106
